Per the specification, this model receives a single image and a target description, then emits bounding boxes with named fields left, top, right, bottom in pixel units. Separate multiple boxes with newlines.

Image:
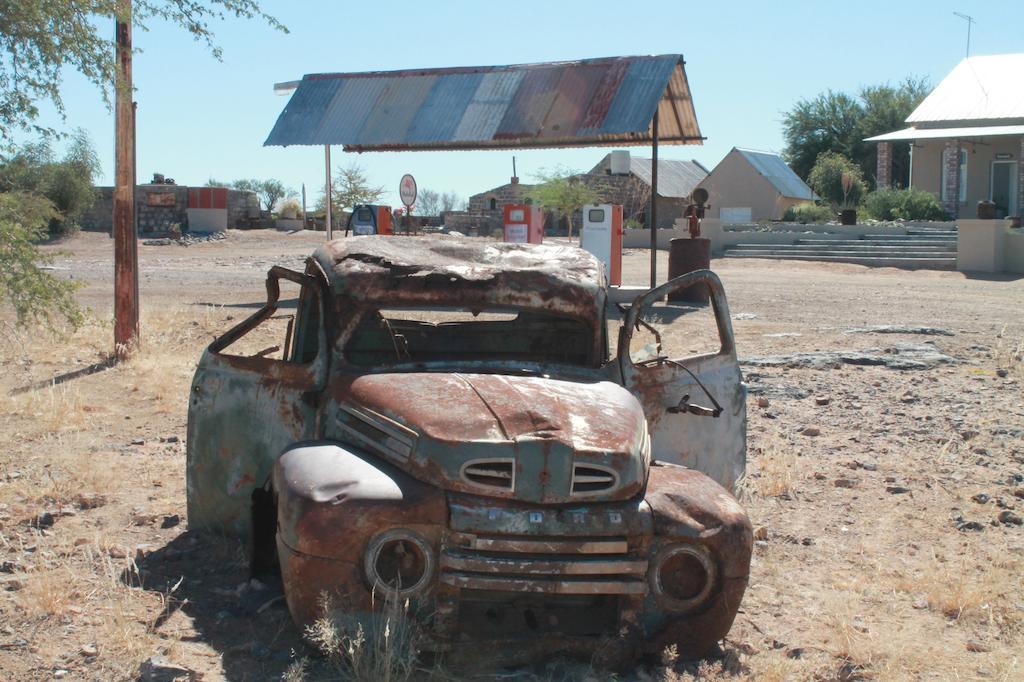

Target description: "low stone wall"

left=79, top=185, right=258, bottom=233
left=957, top=219, right=1024, bottom=274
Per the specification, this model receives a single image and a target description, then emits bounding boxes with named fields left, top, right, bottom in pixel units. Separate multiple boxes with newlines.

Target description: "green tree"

left=808, top=152, right=865, bottom=210
left=317, top=163, right=385, bottom=215
left=782, top=79, right=929, bottom=187
left=526, top=167, right=597, bottom=240
left=856, top=78, right=930, bottom=188
left=782, top=90, right=863, bottom=182
left=0, top=192, right=83, bottom=331
left=257, top=179, right=293, bottom=213
left=0, top=129, right=101, bottom=235
left=0, top=1, right=286, bottom=143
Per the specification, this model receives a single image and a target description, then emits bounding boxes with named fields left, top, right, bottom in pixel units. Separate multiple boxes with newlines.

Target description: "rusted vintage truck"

left=186, top=235, right=750, bottom=663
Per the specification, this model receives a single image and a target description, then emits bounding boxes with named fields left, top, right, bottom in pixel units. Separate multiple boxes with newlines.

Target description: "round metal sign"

left=399, top=174, right=417, bottom=208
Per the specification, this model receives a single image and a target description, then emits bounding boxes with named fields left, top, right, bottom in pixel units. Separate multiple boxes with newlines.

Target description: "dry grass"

left=740, top=428, right=806, bottom=500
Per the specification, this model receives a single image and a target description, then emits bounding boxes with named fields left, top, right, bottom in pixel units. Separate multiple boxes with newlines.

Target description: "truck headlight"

left=649, top=543, right=717, bottom=611
left=363, top=529, right=435, bottom=597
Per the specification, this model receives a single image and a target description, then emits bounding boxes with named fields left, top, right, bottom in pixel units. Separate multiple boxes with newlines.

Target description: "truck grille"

left=571, top=464, right=618, bottom=496
left=461, top=459, right=515, bottom=491
left=440, top=532, right=647, bottom=595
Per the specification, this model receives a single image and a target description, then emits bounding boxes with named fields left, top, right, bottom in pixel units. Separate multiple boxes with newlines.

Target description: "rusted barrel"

left=668, top=237, right=710, bottom=303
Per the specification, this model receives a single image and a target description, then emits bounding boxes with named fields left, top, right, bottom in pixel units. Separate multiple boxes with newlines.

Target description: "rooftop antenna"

left=953, top=12, right=975, bottom=57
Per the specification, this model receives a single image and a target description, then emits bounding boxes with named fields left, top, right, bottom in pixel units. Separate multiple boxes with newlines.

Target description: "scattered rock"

left=844, top=325, right=954, bottom=337
left=107, top=545, right=130, bottom=559
left=966, top=640, right=991, bottom=653
left=0, top=560, right=22, bottom=573
left=80, top=643, right=97, bottom=657
left=972, top=492, right=991, bottom=504
left=732, top=313, right=758, bottom=320
left=130, top=438, right=145, bottom=446
left=32, top=512, right=55, bottom=529
left=998, top=511, right=1023, bottom=526
left=753, top=526, right=769, bottom=541
left=159, top=436, right=180, bottom=444
left=1015, top=488, right=1024, bottom=499
left=801, top=426, right=821, bottom=437
left=815, top=397, right=831, bottom=406
left=73, top=538, right=90, bottom=547
left=900, top=394, right=919, bottom=404
left=75, top=493, right=106, bottom=509
left=801, top=537, right=814, bottom=546
left=2, top=577, right=24, bottom=591
left=834, top=478, right=856, bottom=489
left=886, top=486, right=911, bottom=494
left=957, top=520, right=985, bottom=532
left=860, top=461, right=878, bottom=472
left=912, top=598, right=929, bottom=610
left=960, top=430, right=980, bottom=441
left=161, top=514, right=181, bottom=529
left=132, top=513, right=158, bottom=527
left=996, top=368, right=1009, bottom=378
left=138, top=656, right=196, bottom=682
left=741, top=343, right=958, bottom=371
left=757, top=397, right=770, bottom=408
left=54, top=671, right=68, bottom=679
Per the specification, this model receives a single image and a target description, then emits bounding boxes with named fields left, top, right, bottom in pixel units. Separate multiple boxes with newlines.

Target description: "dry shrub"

left=16, top=564, right=84, bottom=617
left=894, top=555, right=1023, bottom=632
left=306, top=591, right=420, bottom=682
left=742, top=429, right=805, bottom=500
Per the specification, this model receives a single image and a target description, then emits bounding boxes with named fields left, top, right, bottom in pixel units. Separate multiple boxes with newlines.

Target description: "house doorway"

left=991, top=160, right=1018, bottom=218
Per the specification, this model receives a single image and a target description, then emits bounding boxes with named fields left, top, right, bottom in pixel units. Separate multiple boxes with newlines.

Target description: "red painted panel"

left=212, top=188, right=228, bottom=209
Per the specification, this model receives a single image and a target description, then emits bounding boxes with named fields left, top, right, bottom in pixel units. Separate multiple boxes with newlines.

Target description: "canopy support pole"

left=650, top=109, right=659, bottom=289
left=325, top=145, right=333, bottom=240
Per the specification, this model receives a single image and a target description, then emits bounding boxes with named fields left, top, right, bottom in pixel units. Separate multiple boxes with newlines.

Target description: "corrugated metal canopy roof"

left=265, top=55, right=703, bottom=151
left=735, top=148, right=816, bottom=200
left=906, top=54, right=1024, bottom=124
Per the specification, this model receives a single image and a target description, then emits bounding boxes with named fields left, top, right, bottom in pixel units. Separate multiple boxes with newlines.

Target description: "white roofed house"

left=866, top=53, right=1024, bottom=219
left=695, top=148, right=816, bottom=222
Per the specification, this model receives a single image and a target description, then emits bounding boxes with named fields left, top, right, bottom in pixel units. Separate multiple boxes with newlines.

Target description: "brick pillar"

left=876, top=141, right=892, bottom=189
left=1018, top=137, right=1024, bottom=218
left=942, top=140, right=961, bottom=217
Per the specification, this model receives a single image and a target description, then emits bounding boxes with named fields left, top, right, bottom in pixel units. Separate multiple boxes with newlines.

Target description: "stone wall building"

left=81, top=183, right=259, bottom=233
left=447, top=151, right=708, bottom=234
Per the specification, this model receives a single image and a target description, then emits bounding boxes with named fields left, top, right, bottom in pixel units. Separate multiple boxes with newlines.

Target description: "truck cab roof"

left=312, top=235, right=607, bottom=326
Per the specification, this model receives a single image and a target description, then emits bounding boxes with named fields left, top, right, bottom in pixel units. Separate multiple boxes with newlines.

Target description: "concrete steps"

left=722, top=228, right=958, bottom=269
left=724, top=252, right=956, bottom=269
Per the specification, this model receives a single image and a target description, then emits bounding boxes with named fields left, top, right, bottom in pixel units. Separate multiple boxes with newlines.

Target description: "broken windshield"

left=343, top=306, right=594, bottom=367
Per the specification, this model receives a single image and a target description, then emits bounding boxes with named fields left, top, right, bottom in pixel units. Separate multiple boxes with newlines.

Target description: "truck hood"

left=328, top=372, right=650, bottom=504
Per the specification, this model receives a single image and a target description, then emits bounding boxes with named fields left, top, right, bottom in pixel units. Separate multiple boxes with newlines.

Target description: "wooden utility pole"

left=113, top=0, right=139, bottom=355
left=649, top=109, right=659, bottom=289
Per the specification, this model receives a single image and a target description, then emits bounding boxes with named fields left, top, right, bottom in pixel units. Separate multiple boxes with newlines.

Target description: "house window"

left=489, top=197, right=497, bottom=210
left=941, top=149, right=967, bottom=203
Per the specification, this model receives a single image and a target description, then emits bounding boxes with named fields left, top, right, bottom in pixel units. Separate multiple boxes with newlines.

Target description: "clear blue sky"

left=38, top=0, right=1024, bottom=207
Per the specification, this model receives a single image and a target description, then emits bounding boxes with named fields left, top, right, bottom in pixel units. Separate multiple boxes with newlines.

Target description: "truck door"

left=617, top=270, right=746, bottom=492
left=186, top=265, right=328, bottom=537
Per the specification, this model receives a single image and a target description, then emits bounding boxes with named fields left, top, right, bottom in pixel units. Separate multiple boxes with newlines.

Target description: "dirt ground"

left=1, top=230, right=1022, bottom=681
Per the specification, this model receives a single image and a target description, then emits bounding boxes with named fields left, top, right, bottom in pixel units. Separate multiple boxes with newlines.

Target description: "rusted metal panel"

left=313, top=77, right=386, bottom=145
left=440, top=551, right=647, bottom=576
left=540, top=63, right=607, bottom=139
left=357, top=75, right=437, bottom=145
left=264, top=55, right=703, bottom=150
left=440, top=574, right=647, bottom=595
left=494, top=66, right=564, bottom=139
left=406, top=73, right=485, bottom=144
left=453, top=70, right=525, bottom=143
